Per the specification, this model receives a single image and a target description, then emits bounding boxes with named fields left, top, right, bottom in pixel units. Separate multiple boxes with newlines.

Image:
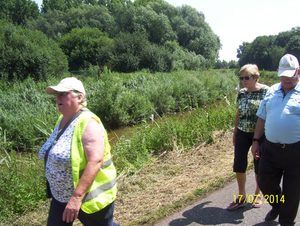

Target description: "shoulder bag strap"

left=43, top=109, right=84, bottom=165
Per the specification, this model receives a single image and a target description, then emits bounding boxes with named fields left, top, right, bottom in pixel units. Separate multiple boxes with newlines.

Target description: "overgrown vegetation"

left=0, top=70, right=238, bottom=151
left=113, top=97, right=237, bottom=175
left=0, top=69, right=279, bottom=223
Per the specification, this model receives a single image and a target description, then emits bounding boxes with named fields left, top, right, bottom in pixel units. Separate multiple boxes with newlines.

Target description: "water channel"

left=107, top=95, right=233, bottom=147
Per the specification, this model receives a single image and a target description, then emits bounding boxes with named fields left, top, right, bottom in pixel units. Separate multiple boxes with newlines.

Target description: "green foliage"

left=214, top=60, right=239, bottom=69
left=0, top=0, right=39, bottom=25
left=26, top=1, right=222, bottom=72
left=0, top=77, right=59, bottom=150
left=259, top=70, right=279, bottom=87
left=112, top=32, right=150, bottom=72
left=0, top=20, right=68, bottom=81
left=0, top=151, right=46, bottom=222
left=133, top=5, right=177, bottom=44
left=237, top=27, right=300, bottom=71
left=285, top=35, right=300, bottom=61
left=0, top=70, right=238, bottom=151
left=87, top=75, right=154, bottom=128
left=59, top=27, right=114, bottom=71
left=27, top=5, right=117, bottom=41
left=113, top=94, right=237, bottom=174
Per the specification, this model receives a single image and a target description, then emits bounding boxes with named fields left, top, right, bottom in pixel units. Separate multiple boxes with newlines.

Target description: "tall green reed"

left=112, top=95, right=237, bottom=175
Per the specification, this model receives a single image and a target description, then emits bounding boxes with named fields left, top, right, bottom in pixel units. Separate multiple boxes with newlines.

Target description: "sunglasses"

left=238, top=75, right=253, bottom=81
left=57, top=92, right=70, bottom=97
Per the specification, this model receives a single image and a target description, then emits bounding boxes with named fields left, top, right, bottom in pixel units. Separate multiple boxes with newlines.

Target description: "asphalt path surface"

left=154, top=171, right=300, bottom=226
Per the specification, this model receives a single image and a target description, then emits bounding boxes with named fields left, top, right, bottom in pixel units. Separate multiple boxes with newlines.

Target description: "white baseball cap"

left=278, top=54, right=299, bottom=77
left=46, top=77, right=86, bottom=95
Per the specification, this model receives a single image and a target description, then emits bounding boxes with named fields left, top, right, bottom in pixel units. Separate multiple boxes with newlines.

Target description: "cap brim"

left=45, top=86, right=72, bottom=95
left=278, top=69, right=296, bottom=77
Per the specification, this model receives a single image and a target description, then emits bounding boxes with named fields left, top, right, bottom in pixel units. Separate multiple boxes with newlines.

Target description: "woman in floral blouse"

left=227, top=64, right=269, bottom=211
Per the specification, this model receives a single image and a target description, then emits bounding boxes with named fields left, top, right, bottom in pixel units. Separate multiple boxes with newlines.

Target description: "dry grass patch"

left=114, top=129, right=237, bottom=226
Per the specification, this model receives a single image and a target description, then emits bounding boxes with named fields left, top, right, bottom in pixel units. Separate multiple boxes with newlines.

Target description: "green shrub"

left=0, top=151, right=45, bottom=222
left=113, top=94, right=237, bottom=174
left=0, top=20, right=68, bottom=81
left=0, top=77, right=60, bottom=150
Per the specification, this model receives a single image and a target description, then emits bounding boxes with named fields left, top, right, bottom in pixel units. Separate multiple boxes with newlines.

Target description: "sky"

left=33, top=0, right=300, bottom=62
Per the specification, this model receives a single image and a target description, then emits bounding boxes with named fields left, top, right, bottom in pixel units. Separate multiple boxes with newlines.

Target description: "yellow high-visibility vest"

left=56, top=109, right=117, bottom=213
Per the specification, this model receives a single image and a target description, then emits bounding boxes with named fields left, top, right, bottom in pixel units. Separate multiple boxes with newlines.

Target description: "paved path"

left=154, top=171, right=300, bottom=226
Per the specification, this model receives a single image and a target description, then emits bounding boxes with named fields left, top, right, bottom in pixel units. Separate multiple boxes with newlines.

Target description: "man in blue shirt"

left=251, top=54, right=300, bottom=226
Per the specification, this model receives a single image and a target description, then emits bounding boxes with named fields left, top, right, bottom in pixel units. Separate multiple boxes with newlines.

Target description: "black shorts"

left=233, top=129, right=264, bottom=174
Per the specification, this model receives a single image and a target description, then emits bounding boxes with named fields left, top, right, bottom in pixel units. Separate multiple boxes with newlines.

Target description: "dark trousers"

left=47, top=198, right=120, bottom=226
left=258, top=140, right=300, bottom=226
left=234, top=129, right=264, bottom=174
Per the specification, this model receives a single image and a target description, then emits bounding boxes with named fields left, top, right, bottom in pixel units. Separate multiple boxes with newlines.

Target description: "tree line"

left=1, top=0, right=299, bottom=80
left=237, top=27, right=300, bottom=71
left=0, top=0, right=222, bottom=81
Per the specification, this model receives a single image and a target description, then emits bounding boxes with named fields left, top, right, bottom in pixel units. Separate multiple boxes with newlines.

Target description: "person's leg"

left=254, top=173, right=261, bottom=195
left=258, top=141, right=283, bottom=219
left=47, top=198, right=72, bottom=226
left=78, top=201, right=119, bottom=226
left=236, top=172, right=246, bottom=198
left=228, top=130, right=252, bottom=210
left=233, top=130, right=253, bottom=199
left=251, top=173, right=262, bottom=207
left=278, top=146, right=300, bottom=226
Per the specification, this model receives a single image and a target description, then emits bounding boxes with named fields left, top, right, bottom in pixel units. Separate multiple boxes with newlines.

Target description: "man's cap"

left=278, top=54, right=299, bottom=77
left=46, top=77, right=86, bottom=95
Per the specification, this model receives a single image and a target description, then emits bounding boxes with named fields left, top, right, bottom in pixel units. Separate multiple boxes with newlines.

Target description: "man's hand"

left=251, top=142, right=260, bottom=160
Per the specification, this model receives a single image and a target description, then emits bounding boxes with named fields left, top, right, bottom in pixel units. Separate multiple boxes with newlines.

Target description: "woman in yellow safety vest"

left=39, top=77, right=119, bottom=226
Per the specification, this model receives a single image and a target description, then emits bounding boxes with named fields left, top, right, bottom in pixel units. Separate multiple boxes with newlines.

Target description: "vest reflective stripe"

left=79, top=158, right=113, bottom=178
left=83, top=177, right=117, bottom=203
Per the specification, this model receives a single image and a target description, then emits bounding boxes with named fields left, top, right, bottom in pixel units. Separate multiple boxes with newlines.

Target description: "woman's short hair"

left=72, top=91, right=87, bottom=107
left=239, top=64, right=260, bottom=79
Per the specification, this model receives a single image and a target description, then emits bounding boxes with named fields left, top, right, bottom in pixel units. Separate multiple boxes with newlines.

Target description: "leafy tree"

left=238, top=42, right=253, bottom=67
left=133, top=5, right=177, bottom=44
left=237, top=42, right=249, bottom=59
left=214, top=60, right=228, bottom=69
left=113, top=2, right=136, bottom=33
left=0, top=0, right=39, bottom=25
left=228, top=60, right=239, bottom=69
left=285, top=35, right=300, bottom=61
left=237, top=36, right=273, bottom=70
left=175, top=5, right=220, bottom=65
left=25, top=0, right=221, bottom=72
left=59, top=27, right=114, bottom=71
left=27, top=4, right=117, bottom=40
left=97, top=0, right=129, bottom=13
left=274, top=31, right=294, bottom=48
left=250, top=36, right=273, bottom=70
left=41, top=0, right=71, bottom=13
left=139, top=43, right=170, bottom=72
left=237, top=27, right=300, bottom=70
left=269, top=46, right=285, bottom=70
left=112, top=32, right=150, bottom=72
left=0, top=20, right=68, bottom=81
left=26, top=9, right=67, bottom=40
